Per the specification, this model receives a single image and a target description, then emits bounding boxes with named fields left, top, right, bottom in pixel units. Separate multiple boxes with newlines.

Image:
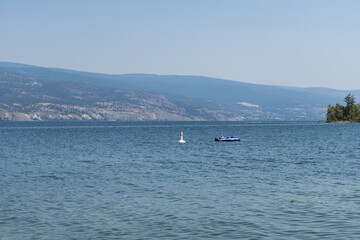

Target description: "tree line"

left=327, top=93, right=360, bottom=122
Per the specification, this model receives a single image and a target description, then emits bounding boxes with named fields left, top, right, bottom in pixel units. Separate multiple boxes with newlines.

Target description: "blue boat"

left=215, top=136, right=240, bottom=142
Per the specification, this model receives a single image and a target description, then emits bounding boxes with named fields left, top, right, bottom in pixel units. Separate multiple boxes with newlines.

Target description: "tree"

left=344, top=93, right=355, bottom=120
left=350, top=104, right=360, bottom=122
left=327, top=104, right=336, bottom=122
left=344, top=93, right=355, bottom=107
left=334, top=103, right=344, bottom=121
left=326, top=94, right=359, bottom=122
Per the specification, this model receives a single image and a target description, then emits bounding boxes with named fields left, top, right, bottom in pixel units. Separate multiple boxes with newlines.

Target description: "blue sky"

left=1, top=0, right=359, bottom=89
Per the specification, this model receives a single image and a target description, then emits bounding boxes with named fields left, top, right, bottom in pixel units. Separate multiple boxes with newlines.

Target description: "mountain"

left=0, top=61, right=358, bottom=121
left=0, top=68, right=242, bottom=121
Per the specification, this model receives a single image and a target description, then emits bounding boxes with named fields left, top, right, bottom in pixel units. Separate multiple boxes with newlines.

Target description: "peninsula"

left=326, top=93, right=360, bottom=122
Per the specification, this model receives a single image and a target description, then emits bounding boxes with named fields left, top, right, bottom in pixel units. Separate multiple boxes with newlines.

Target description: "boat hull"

left=215, top=137, right=240, bottom=142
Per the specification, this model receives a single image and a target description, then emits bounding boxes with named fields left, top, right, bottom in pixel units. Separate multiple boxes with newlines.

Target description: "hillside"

left=0, top=69, right=243, bottom=121
left=1, top=62, right=358, bottom=121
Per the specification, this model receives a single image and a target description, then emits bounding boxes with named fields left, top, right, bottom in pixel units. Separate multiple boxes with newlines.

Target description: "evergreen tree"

left=344, top=93, right=355, bottom=120
left=334, top=103, right=344, bottom=121
left=326, top=94, right=359, bottom=122
left=327, top=104, right=336, bottom=122
left=350, top=104, right=360, bottom=122
left=344, top=93, right=355, bottom=107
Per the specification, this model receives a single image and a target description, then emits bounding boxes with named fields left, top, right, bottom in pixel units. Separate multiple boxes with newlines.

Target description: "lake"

left=1, top=121, right=360, bottom=239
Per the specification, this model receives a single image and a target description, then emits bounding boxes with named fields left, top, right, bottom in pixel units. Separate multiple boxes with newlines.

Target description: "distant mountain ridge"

left=0, top=61, right=358, bottom=121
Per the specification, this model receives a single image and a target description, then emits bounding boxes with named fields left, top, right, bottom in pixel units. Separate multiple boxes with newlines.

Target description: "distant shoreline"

left=324, top=121, right=359, bottom=123
left=0, top=119, right=323, bottom=122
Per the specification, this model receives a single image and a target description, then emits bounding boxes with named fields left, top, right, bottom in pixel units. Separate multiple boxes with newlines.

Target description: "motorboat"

left=215, top=136, right=240, bottom=142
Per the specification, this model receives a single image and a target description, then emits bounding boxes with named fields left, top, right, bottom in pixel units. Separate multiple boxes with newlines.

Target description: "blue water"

left=1, top=121, right=360, bottom=239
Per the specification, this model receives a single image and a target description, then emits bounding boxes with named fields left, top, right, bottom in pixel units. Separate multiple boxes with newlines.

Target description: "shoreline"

left=324, top=120, right=359, bottom=123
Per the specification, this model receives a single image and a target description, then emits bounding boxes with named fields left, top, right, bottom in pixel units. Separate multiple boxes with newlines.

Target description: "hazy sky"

left=1, top=0, right=360, bottom=89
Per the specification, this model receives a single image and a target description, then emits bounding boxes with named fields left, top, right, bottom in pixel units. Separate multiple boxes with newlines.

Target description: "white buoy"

left=178, top=131, right=186, bottom=143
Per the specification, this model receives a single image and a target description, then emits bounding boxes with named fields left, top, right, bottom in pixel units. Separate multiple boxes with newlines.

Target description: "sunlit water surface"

left=1, top=121, right=360, bottom=239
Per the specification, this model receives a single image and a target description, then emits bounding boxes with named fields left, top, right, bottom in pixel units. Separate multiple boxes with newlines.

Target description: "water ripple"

left=1, top=121, right=360, bottom=239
